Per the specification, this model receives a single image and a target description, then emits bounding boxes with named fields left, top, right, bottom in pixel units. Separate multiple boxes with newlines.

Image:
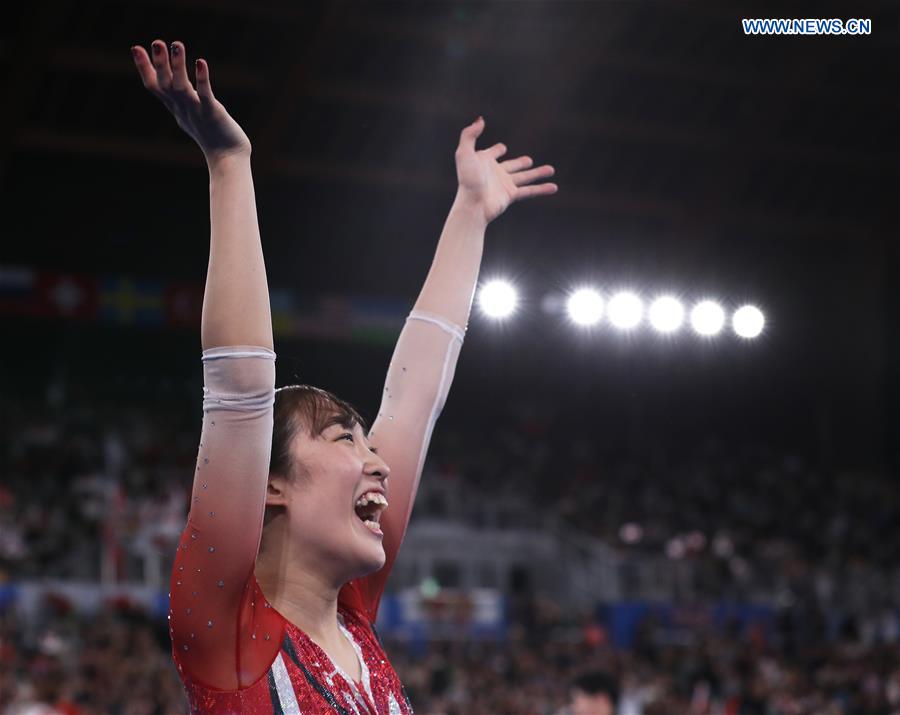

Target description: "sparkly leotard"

left=168, top=311, right=465, bottom=714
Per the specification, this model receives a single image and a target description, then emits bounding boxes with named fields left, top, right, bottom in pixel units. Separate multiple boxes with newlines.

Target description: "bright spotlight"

left=608, top=291, right=643, bottom=329
left=567, top=288, right=604, bottom=326
left=691, top=300, right=725, bottom=336
left=648, top=296, right=684, bottom=333
left=733, top=305, right=765, bottom=338
left=478, top=280, right=517, bottom=318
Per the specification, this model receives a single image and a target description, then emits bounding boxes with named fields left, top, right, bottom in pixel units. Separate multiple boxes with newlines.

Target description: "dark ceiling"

left=1, top=1, right=898, bottom=465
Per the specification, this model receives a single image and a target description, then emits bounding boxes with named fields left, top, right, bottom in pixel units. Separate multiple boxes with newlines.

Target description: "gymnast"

left=131, top=38, right=557, bottom=714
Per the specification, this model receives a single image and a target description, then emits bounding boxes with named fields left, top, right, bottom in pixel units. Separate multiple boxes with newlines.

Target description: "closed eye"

left=340, top=433, right=378, bottom=454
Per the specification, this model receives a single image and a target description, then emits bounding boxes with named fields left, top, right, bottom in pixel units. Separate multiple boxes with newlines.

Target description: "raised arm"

left=346, top=118, right=557, bottom=619
left=133, top=40, right=275, bottom=689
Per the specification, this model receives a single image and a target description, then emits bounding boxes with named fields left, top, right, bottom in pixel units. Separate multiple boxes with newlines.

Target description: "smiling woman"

left=131, top=35, right=556, bottom=715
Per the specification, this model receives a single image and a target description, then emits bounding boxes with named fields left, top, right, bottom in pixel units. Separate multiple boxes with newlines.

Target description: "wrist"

left=451, top=189, right=490, bottom=228
left=206, top=148, right=253, bottom=176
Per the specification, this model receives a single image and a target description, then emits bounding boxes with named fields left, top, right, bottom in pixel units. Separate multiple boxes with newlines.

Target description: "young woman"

left=132, top=38, right=557, bottom=714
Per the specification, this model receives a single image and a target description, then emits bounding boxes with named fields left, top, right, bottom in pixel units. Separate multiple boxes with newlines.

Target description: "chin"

left=361, top=543, right=387, bottom=574
left=348, top=522, right=387, bottom=577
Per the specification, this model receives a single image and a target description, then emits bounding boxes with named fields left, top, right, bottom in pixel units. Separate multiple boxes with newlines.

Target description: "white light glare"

left=608, top=291, right=643, bottom=329
left=691, top=300, right=725, bottom=336
left=567, top=288, right=604, bottom=326
left=478, top=280, right=518, bottom=318
left=648, top=296, right=684, bottom=333
left=733, top=305, right=765, bottom=339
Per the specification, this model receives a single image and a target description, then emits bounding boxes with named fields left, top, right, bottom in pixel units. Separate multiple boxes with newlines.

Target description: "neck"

left=254, top=517, right=346, bottom=647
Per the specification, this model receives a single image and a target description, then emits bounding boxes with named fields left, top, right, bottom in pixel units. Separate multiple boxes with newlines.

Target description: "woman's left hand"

left=454, top=116, right=557, bottom=224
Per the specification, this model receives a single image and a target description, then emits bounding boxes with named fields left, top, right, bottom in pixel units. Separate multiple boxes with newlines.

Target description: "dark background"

left=2, top=1, right=898, bottom=470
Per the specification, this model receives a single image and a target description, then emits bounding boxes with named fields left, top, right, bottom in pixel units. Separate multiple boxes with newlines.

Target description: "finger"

left=194, top=58, right=216, bottom=108
left=511, top=164, right=555, bottom=187
left=169, top=41, right=193, bottom=95
left=457, top=116, right=484, bottom=154
left=130, top=45, right=160, bottom=93
left=500, top=155, right=533, bottom=173
left=515, top=182, right=558, bottom=200
left=150, top=39, right=173, bottom=90
left=485, top=142, right=507, bottom=160
left=484, top=142, right=506, bottom=159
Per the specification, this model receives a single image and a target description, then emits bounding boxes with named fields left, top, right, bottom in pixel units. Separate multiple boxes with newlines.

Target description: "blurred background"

left=1, top=1, right=899, bottom=713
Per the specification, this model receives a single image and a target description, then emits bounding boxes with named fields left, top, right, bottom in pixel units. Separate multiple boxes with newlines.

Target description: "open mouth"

left=354, top=491, right=388, bottom=536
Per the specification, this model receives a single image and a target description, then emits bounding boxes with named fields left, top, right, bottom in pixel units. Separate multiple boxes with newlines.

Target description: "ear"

left=266, top=473, right=290, bottom=507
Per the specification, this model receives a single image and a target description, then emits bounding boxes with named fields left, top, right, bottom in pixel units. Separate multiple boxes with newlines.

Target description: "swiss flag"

left=36, top=272, right=98, bottom=319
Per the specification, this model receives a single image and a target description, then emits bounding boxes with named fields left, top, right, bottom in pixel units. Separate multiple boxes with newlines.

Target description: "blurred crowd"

left=418, top=402, right=900, bottom=613
left=3, top=593, right=900, bottom=714
left=2, top=393, right=900, bottom=713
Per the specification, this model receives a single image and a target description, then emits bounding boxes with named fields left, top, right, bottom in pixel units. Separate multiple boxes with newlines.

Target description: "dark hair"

left=269, top=384, right=368, bottom=479
left=571, top=671, right=619, bottom=705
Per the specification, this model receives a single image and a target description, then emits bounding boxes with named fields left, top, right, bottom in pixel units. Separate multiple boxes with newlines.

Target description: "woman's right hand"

left=131, top=40, right=251, bottom=167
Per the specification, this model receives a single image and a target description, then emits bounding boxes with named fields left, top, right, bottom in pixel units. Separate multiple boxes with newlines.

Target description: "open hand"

left=131, top=40, right=251, bottom=166
left=454, top=117, right=557, bottom=224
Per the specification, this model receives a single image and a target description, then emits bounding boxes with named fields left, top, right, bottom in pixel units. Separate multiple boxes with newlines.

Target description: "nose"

left=364, top=451, right=390, bottom=482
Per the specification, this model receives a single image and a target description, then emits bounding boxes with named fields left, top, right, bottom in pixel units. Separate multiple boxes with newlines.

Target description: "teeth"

left=355, top=492, right=388, bottom=508
left=362, top=520, right=383, bottom=535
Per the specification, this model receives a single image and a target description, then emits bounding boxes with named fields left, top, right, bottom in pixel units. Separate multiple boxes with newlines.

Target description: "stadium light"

left=477, top=280, right=517, bottom=318
left=648, top=296, right=684, bottom=333
left=690, top=300, right=725, bottom=336
left=566, top=288, right=604, bottom=326
left=608, top=291, right=643, bottom=329
left=733, top=305, right=765, bottom=338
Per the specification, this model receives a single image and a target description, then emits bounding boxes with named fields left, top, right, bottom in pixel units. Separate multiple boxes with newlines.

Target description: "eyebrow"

left=323, top=415, right=378, bottom=453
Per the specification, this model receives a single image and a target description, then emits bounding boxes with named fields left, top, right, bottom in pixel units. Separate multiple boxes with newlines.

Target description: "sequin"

left=207, top=620, right=214, bottom=628
left=191, top=533, right=197, bottom=540
left=202, top=483, right=208, bottom=490
left=186, top=608, right=192, bottom=615
left=208, top=546, right=216, bottom=553
left=209, top=511, right=215, bottom=517
left=183, top=644, right=189, bottom=651
left=204, top=458, right=209, bottom=464
left=217, top=580, right=224, bottom=588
